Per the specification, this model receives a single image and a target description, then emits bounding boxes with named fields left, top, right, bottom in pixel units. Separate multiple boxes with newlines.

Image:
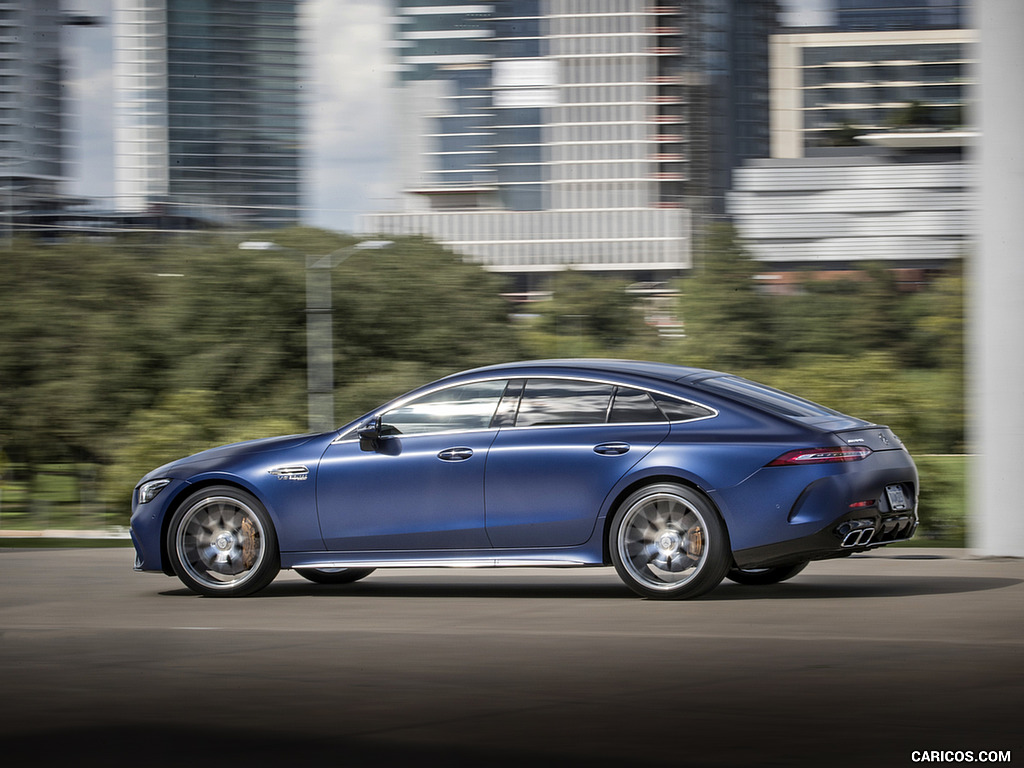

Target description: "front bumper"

left=129, top=477, right=191, bottom=574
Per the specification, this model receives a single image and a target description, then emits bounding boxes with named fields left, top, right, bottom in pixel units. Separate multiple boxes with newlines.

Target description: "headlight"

left=138, top=478, right=171, bottom=504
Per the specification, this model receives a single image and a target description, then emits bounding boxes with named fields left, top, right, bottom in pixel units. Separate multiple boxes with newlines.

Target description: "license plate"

left=886, top=484, right=908, bottom=511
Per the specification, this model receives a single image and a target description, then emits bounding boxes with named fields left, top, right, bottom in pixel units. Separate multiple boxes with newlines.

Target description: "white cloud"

left=305, top=0, right=397, bottom=231
left=64, top=0, right=115, bottom=204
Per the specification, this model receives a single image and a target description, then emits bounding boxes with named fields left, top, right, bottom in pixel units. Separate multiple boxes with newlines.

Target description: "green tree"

left=772, top=263, right=916, bottom=361
left=821, top=122, right=862, bottom=147
left=0, top=240, right=168, bottom=468
left=0, top=230, right=524, bottom=513
left=889, top=100, right=935, bottom=129
left=334, top=235, right=518, bottom=374
left=101, top=389, right=304, bottom=505
left=518, top=270, right=656, bottom=357
left=905, top=267, right=965, bottom=370
left=679, top=225, right=779, bottom=368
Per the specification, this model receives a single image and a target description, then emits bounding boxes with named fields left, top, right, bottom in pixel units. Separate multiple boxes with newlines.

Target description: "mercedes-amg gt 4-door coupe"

left=130, top=359, right=918, bottom=599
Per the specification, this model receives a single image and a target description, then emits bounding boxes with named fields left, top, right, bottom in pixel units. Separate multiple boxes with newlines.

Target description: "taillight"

left=766, top=446, right=872, bottom=466
left=848, top=499, right=876, bottom=509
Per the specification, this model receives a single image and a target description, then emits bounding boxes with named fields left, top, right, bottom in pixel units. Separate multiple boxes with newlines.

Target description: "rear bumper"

left=732, top=506, right=918, bottom=570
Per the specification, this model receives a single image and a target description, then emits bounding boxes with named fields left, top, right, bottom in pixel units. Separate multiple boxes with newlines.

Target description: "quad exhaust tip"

left=836, top=519, right=876, bottom=548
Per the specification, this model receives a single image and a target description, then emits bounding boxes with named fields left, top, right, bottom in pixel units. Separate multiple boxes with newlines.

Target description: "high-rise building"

left=728, top=21, right=976, bottom=269
left=362, top=1, right=778, bottom=286
left=769, top=27, right=974, bottom=158
left=835, top=0, right=966, bottom=31
left=0, top=1, right=98, bottom=216
left=114, top=0, right=303, bottom=228
left=700, top=0, right=777, bottom=217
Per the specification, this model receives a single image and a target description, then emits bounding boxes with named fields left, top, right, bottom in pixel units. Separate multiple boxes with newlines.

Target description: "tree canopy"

left=0, top=229, right=520, bottom=502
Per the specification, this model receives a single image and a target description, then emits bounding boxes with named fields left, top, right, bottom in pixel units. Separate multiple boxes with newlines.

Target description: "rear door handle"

left=438, top=447, right=474, bottom=462
left=594, top=442, right=630, bottom=456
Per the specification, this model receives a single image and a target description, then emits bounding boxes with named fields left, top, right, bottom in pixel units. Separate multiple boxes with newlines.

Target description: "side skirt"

left=283, top=550, right=603, bottom=571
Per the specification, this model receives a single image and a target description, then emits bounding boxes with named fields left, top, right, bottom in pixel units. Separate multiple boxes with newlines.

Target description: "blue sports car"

left=130, top=359, right=918, bottom=599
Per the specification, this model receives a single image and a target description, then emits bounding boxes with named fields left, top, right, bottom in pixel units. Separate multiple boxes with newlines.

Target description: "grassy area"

left=904, top=454, right=968, bottom=547
left=0, top=462, right=126, bottom=532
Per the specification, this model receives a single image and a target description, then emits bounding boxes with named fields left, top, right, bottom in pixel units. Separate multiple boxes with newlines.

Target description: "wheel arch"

left=599, top=473, right=732, bottom=565
left=158, top=477, right=274, bottom=576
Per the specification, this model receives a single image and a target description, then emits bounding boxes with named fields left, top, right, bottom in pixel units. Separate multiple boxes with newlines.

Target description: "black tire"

left=167, top=485, right=280, bottom=597
left=609, top=483, right=731, bottom=600
left=296, top=567, right=376, bottom=585
left=726, top=561, right=809, bottom=586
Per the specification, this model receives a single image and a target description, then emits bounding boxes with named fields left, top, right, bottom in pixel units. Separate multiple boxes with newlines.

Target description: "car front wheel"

left=610, top=483, right=730, bottom=600
left=168, top=485, right=280, bottom=597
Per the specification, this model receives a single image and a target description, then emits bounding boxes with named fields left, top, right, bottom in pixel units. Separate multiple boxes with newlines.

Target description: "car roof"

left=458, top=359, right=720, bottom=385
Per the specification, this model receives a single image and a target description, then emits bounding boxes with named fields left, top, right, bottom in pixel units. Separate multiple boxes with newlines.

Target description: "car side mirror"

left=358, top=417, right=382, bottom=452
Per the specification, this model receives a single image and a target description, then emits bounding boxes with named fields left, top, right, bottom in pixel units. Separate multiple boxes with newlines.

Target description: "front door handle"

left=594, top=442, right=630, bottom=456
left=438, top=447, right=474, bottom=462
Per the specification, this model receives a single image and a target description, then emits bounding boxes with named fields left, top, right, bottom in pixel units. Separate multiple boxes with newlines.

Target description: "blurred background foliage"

left=0, top=225, right=965, bottom=542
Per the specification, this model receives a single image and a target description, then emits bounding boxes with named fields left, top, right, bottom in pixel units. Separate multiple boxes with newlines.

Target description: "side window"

left=652, top=393, right=716, bottom=422
left=490, top=378, right=525, bottom=428
left=608, top=387, right=668, bottom=423
left=515, top=379, right=614, bottom=427
left=381, top=380, right=507, bottom=435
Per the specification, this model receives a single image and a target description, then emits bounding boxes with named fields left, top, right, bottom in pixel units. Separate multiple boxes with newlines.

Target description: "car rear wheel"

left=168, top=486, right=280, bottom=597
left=296, top=567, right=375, bottom=585
left=726, top=561, right=809, bottom=586
left=610, top=483, right=730, bottom=600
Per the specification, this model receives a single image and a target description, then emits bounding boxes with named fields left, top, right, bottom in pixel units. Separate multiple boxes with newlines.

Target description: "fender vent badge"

left=268, top=465, right=309, bottom=481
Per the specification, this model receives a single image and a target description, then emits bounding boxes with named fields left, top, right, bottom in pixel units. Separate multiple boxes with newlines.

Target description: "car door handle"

left=438, top=447, right=474, bottom=462
left=594, top=442, right=630, bottom=456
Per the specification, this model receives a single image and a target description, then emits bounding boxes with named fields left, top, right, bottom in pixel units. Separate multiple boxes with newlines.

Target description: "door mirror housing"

left=358, top=417, right=382, bottom=452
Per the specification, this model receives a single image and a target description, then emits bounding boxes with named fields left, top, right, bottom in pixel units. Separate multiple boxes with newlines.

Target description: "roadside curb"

left=0, top=528, right=131, bottom=540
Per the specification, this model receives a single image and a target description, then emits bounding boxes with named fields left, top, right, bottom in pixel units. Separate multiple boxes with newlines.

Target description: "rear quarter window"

left=652, top=393, right=716, bottom=422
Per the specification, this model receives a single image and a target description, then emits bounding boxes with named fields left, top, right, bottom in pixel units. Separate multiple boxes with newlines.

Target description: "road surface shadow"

left=5, top=724, right=627, bottom=768
left=708, top=574, right=1022, bottom=601
left=159, top=573, right=1021, bottom=601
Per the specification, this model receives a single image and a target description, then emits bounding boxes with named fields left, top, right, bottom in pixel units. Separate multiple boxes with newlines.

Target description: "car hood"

left=141, top=433, right=324, bottom=482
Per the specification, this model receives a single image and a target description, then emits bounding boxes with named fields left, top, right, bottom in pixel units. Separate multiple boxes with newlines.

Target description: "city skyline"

left=62, top=0, right=828, bottom=232
left=362, top=0, right=783, bottom=285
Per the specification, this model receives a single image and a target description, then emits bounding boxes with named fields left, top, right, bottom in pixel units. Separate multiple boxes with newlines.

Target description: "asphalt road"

left=0, top=547, right=1021, bottom=768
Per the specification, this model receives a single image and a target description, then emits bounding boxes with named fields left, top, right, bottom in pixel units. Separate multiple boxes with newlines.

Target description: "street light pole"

left=305, top=254, right=334, bottom=433
left=241, top=239, right=393, bottom=433
left=305, top=240, right=392, bottom=432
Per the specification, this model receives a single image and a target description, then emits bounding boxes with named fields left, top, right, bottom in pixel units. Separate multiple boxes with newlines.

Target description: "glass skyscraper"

left=835, top=0, right=966, bottom=31
left=114, top=0, right=303, bottom=228
left=363, top=1, right=777, bottom=283
left=1, top=1, right=79, bottom=211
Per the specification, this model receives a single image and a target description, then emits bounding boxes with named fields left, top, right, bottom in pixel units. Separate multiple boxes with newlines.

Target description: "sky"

left=62, top=0, right=831, bottom=233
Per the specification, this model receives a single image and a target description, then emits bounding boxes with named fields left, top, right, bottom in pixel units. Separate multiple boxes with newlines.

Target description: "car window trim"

left=477, top=375, right=718, bottom=430
left=334, top=374, right=718, bottom=442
